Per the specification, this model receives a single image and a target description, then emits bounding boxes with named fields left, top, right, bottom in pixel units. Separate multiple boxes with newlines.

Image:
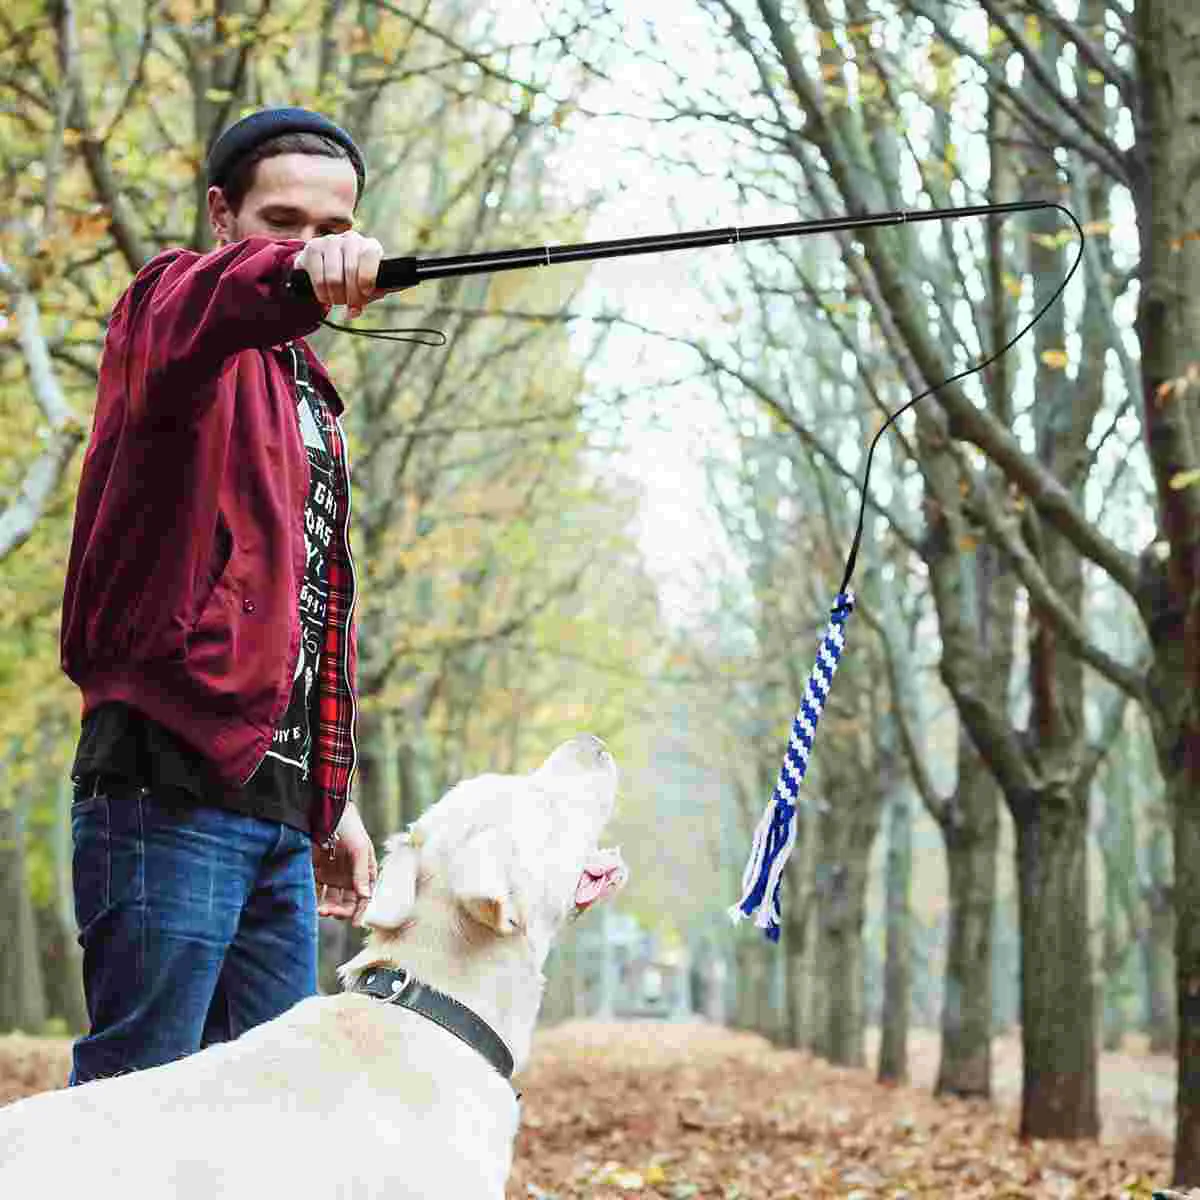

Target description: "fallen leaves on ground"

left=506, top=1021, right=1170, bottom=1199
left=0, top=1034, right=71, bottom=1106
left=0, top=1021, right=1173, bottom=1197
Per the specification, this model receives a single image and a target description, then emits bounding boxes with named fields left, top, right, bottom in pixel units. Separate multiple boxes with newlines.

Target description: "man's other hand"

left=314, top=802, right=378, bottom=926
left=293, top=231, right=384, bottom=319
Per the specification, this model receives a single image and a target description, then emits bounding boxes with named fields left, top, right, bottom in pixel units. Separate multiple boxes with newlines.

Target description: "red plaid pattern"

left=308, top=393, right=359, bottom=847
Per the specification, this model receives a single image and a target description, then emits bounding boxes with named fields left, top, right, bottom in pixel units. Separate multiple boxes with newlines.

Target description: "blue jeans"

left=69, top=783, right=318, bottom=1084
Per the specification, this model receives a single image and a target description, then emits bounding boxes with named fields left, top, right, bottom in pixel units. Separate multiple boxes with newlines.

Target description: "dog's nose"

left=579, top=734, right=613, bottom=768
left=542, top=734, right=614, bottom=777
left=583, top=733, right=608, bottom=758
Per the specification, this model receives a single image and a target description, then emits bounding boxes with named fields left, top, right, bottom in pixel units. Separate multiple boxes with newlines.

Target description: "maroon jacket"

left=60, top=237, right=360, bottom=845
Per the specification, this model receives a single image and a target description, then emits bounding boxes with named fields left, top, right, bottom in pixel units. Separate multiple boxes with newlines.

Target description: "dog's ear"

left=448, top=827, right=527, bottom=935
left=361, top=833, right=420, bottom=930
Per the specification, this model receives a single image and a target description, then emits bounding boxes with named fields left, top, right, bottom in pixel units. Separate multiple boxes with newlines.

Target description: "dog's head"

left=360, top=734, right=627, bottom=964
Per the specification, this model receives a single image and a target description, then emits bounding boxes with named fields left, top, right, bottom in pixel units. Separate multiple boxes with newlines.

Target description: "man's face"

left=208, top=152, right=359, bottom=246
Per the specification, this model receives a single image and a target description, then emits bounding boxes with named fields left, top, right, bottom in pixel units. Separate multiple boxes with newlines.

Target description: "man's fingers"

left=352, top=843, right=373, bottom=901
left=317, top=885, right=355, bottom=919
left=305, top=249, right=329, bottom=307
left=322, top=240, right=347, bottom=306
left=355, top=238, right=383, bottom=309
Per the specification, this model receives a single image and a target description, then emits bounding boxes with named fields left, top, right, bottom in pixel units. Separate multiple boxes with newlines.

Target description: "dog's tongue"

left=574, top=850, right=627, bottom=910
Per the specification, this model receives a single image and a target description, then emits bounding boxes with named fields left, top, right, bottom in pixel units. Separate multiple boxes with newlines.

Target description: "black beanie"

left=206, top=107, right=366, bottom=197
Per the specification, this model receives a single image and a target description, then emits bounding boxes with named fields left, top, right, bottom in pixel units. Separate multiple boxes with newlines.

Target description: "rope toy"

left=728, top=592, right=854, bottom=941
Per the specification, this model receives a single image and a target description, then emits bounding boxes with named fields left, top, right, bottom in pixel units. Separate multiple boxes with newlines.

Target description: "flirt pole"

left=292, top=198, right=1085, bottom=942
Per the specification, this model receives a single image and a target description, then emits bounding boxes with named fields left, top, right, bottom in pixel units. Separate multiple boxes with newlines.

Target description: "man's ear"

left=361, top=833, right=420, bottom=930
left=207, top=185, right=236, bottom=246
left=449, top=827, right=526, bottom=936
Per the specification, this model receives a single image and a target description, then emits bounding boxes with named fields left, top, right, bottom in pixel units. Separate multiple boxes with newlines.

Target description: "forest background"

left=2, top=0, right=1199, bottom=1189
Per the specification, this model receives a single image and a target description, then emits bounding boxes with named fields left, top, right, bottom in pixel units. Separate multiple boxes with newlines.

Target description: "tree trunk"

left=877, top=787, right=911, bottom=1083
left=355, top=707, right=405, bottom=843
left=396, top=735, right=425, bottom=827
left=49, top=772, right=86, bottom=1032
left=1143, top=824, right=1176, bottom=1054
left=734, top=938, right=781, bottom=1040
left=1173, top=765, right=1200, bottom=1181
left=1013, top=788, right=1099, bottom=1139
left=1131, top=0, right=1200, bottom=1180
left=935, top=747, right=999, bottom=1098
left=781, top=813, right=814, bottom=1048
left=812, top=849, right=871, bottom=1067
left=0, top=779, right=48, bottom=1033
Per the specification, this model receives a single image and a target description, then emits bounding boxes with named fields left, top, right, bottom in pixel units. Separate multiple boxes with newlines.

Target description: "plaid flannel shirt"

left=294, top=349, right=359, bottom=847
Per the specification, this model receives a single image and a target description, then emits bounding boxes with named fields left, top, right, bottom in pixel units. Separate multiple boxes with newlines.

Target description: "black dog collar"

left=352, top=967, right=517, bottom=1089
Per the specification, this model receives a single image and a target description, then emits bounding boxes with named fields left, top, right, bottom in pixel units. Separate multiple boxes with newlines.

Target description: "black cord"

left=837, top=202, right=1085, bottom=596
left=318, top=317, right=447, bottom=345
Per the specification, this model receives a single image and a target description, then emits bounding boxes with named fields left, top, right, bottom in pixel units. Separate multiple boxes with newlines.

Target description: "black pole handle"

left=285, top=199, right=1051, bottom=301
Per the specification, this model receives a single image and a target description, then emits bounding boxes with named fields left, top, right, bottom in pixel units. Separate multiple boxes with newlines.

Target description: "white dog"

left=0, top=734, right=627, bottom=1199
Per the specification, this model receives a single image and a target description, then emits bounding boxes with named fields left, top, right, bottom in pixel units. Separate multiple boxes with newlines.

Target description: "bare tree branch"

left=975, top=0, right=1132, bottom=173
left=0, top=263, right=86, bottom=561
left=903, top=0, right=1129, bottom=183
left=55, top=0, right=149, bottom=272
left=951, top=441, right=1148, bottom=702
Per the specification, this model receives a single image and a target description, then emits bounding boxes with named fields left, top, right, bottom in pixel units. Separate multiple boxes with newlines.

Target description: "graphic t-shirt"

left=245, top=345, right=337, bottom=809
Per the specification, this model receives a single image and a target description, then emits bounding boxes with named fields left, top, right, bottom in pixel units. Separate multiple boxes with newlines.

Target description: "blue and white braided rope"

left=728, top=591, right=856, bottom=941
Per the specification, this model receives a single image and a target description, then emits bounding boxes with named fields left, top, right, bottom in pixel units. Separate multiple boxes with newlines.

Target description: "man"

left=60, top=107, right=384, bottom=1084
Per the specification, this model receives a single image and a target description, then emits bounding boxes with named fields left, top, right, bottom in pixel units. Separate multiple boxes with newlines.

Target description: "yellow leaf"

left=1002, top=272, right=1024, bottom=299
left=204, top=88, right=233, bottom=102
left=1086, top=68, right=1105, bottom=86
left=1081, top=220, right=1112, bottom=237
left=596, top=1164, right=645, bottom=1189
left=1032, top=230, right=1074, bottom=249
left=1040, top=349, right=1069, bottom=370
left=1024, top=13, right=1042, bottom=48
left=645, top=1164, right=669, bottom=1185
left=1169, top=469, right=1200, bottom=491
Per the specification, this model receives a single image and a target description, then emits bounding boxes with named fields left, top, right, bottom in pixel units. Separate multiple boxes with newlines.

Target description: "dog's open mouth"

left=573, top=847, right=627, bottom=914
